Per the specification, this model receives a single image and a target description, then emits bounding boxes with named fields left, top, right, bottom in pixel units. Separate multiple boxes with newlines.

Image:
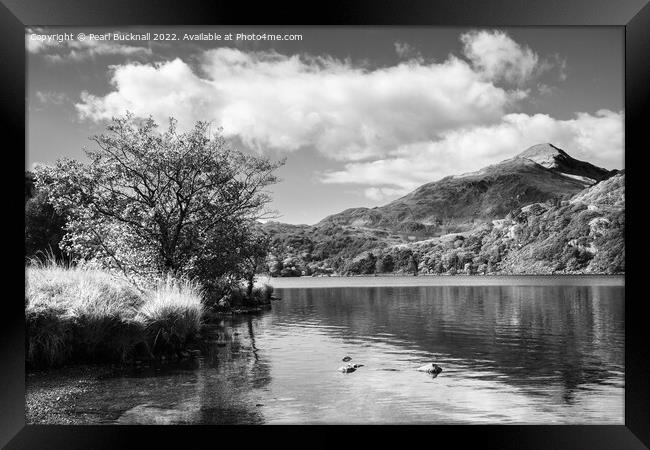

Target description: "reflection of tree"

left=247, top=316, right=259, bottom=362
left=279, top=284, right=624, bottom=403
left=193, top=312, right=274, bottom=423
left=242, top=315, right=274, bottom=390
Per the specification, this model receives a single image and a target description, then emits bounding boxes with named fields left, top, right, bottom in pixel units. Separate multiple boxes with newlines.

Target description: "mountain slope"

left=261, top=144, right=623, bottom=276
left=318, top=144, right=617, bottom=235
left=261, top=172, right=624, bottom=276
left=358, top=172, right=625, bottom=275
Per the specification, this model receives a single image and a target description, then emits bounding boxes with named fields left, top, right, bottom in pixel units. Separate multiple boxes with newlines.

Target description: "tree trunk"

left=246, top=274, right=254, bottom=300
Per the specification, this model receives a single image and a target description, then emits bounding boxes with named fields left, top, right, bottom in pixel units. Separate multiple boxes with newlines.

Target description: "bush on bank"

left=211, top=283, right=275, bottom=312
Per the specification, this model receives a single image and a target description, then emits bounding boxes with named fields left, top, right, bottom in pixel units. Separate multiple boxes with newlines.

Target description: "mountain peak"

left=516, top=143, right=569, bottom=168
left=515, top=143, right=615, bottom=184
left=316, top=143, right=617, bottom=232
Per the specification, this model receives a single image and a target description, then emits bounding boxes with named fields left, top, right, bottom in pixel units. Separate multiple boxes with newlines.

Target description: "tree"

left=344, top=252, right=377, bottom=275
left=443, top=251, right=459, bottom=271
left=362, top=252, right=377, bottom=274
left=25, top=186, right=67, bottom=261
left=239, top=229, right=271, bottom=299
left=25, top=172, right=36, bottom=202
left=37, top=114, right=284, bottom=291
left=408, top=254, right=419, bottom=276
left=268, top=258, right=283, bottom=277
left=376, top=254, right=394, bottom=273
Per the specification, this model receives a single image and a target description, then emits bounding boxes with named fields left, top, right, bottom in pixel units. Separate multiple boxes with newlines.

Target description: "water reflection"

left=272, top=285, right=623, bottom=411
left=26, top=282, right=624, bottom=424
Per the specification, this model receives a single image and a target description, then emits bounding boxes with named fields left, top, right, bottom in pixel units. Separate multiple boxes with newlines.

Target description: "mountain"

left=517, top=143, right=617, bottom=184
left=317, top=144, right=618, bottom=235
left=374, top=171, right=625, bottom=276
left=261, top=144, right=623, bottom=276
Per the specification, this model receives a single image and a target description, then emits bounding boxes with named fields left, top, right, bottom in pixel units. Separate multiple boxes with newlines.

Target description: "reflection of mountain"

left=275, top=285, right=624, bottom=402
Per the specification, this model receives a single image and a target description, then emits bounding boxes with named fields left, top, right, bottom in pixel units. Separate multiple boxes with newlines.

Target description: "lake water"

left=26, top=277, right=625, bottom=424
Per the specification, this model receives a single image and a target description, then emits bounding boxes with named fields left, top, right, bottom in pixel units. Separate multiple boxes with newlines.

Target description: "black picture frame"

left=2, top=0, right=648, bottom=448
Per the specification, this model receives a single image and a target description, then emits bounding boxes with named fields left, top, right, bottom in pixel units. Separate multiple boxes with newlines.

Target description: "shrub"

left=228, top=286, right=247, bottom=306
left=225, top=282, right=274, bottom=308
left=252, top=284, right=274, bottom=304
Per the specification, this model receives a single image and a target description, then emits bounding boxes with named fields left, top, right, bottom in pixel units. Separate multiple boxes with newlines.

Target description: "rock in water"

left=338, top=363, right=364, bottom=373
left=416, top=363, right=443, bottom=376
left=342, top=356, right=352, bottom=362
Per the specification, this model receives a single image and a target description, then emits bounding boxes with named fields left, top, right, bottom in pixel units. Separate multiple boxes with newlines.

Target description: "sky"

left=26, top=26, right=624, bottom=225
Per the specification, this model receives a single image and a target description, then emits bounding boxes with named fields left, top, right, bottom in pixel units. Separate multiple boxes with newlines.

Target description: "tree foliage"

left=25, top=179, right=67, bottom=261
left=36, top=114, right=283, bottom=290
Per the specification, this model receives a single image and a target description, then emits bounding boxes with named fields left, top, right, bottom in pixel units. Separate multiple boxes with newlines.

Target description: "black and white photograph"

left=23, top=24, right=626, bottom=426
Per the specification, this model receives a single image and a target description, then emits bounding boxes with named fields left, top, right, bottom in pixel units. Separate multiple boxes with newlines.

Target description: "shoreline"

left=261, top=274, right=625, bottom=289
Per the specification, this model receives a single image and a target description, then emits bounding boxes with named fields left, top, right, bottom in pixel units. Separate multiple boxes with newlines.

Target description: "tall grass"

left=26, top=261, right=143, bottom=318
left=26, top=261, right=204, bottom=368
left=137, top=276, right=203, bottom=355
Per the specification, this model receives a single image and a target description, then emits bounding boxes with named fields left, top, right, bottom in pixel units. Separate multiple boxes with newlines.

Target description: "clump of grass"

left=137, top=276, right=204, bottom=356
left=26, top=260, right=204, bottom=368
left=25, top=306, right=71, bottom=367
left=26, top=259, right=143, bottom=318
left=26, top=261, right=144, bottom=367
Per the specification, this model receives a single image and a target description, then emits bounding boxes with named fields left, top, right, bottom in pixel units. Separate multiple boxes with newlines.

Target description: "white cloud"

left=394, top=41, right=420, bottom=60
left=76, top=48, right=526, bottom=161
left=321, top=110, right=624, bottom=199
left=69, top=31, right=622, bottom=204
left=77, top=59, right=216, bottom=128
left=461, top=30, right=540, bottom=85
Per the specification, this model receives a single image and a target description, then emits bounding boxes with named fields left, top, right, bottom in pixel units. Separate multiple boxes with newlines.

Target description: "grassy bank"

left=26, top=262, right=204, bottom=369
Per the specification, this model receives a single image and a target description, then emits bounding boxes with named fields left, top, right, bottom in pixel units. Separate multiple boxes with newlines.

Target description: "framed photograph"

left=2, top=0, right=648, bottom=448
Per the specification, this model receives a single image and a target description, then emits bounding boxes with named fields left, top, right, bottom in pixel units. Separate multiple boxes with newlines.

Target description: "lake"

left=26, top=276, right=624, bottom=424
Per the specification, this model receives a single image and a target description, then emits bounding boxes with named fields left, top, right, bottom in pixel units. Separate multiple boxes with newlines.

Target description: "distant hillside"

left=317, top=144, right=617, bottom=235
left=261, top=144, right=623, bottom=276
left=401, top=172, right=625, bottom=276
